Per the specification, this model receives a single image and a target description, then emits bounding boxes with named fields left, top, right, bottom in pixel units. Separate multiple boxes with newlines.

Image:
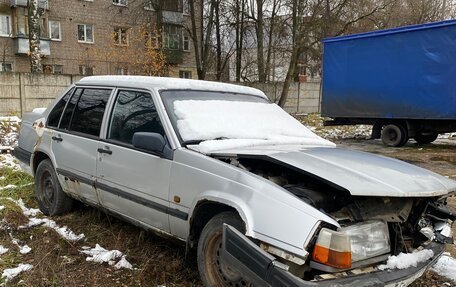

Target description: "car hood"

left=207, top=146, right=456, bottom=197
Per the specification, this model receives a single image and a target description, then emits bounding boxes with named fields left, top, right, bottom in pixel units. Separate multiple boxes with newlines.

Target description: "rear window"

left=59, top=88, right=83, bottom=130
left=47, top=88, right=74, bottom=128
left=69, top=89, right=112, bottom=137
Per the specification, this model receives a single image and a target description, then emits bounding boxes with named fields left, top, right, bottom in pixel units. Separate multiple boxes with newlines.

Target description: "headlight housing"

left=312, top=221, right=390, bottom=269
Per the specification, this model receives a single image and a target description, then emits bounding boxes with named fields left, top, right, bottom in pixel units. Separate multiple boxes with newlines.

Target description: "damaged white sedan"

left=14, top=76, right=455, bottom=287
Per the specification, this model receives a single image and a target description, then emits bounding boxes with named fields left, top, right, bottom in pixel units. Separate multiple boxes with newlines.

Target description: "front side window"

left=49, top=20, right=61, bottom=40
left=0, top=14, right=11, bottom=36
left=108, top=90, right=165, bottom=145
left=78, top=24, right=94, bottom=43
left=47, top=88, right=75, bottom=128
left=69, top=89, right=112, bottom=137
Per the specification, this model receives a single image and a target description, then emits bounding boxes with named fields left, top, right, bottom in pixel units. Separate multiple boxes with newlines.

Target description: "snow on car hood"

left=206, top=146, right=456, bottom=197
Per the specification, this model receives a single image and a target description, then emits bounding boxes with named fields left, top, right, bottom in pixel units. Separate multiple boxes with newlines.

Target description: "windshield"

left=160, top=90, right=334, bottom=152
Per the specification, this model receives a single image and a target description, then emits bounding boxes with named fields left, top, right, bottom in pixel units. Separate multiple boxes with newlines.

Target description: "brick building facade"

left=0, top=0, right=198, bottom=78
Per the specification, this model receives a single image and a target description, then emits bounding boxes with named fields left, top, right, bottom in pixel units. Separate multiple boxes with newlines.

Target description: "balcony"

left=10, top=0, right=48, bottom=9
left=164, top=49, right=183, bottom=65
left=162, top=11, right=183, bottom=25
left=15, top=37, right=51, bottom=56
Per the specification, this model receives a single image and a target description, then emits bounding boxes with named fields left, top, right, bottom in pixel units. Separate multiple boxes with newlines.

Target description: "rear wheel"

left=35, top=159, right=73, bottom=215
left=197, top=211, right=251, bottom=287
left=381, top=124, right=408, bottom=147
left=414, top=132, right=438, bottom=144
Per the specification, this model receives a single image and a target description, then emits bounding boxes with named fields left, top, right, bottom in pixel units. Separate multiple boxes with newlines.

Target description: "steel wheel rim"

left=39, top=170, right=55, bottom=209
left=205, top=231, right=250, bottom=287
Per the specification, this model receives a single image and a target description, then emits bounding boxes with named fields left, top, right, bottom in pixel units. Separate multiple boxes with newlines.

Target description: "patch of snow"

left=0, top=154, right=21, bottom=170
left=378, top=249, right=434, bottom=270
left=10, top=234, right=32, bottom=254
left=8, top=198, right=41, bottom=217
left=20, top=217, right=85, bottom=242
left=174, top=101, right=334, bottom=153
left=432, top=254, right=456, bottom=282
left=80, top=244, right=133, bottom=270
left=0, top=245, right=9, bottom=255
left=32, top=107, right=46, bottom=114
left=0, top=184, right=17, bottom=191
left=114, top=255, right=133, bottom=270
left=1, top=264, right=33, bottom=282
left=0, top=205, right=4, bottom=211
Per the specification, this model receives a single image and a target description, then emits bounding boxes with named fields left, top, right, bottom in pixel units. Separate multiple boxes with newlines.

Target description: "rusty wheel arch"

left=32, top=151, right=51, bottom=175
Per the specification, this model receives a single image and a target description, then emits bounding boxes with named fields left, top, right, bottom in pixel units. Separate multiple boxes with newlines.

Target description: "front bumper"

left=221, top=224, right=445, bottom=287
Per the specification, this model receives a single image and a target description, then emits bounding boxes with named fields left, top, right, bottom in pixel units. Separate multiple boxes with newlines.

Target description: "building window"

left=78, top=24, right=94, bottom=43
left=43, top=64, right=63, bottom=74
left=182, top=0, right=190, bottom=15
left=144, top=0, right=155, bottom=10
left=113, top=0, right=128, bottom=6
left=0, top=15, right=11, bottom=36
left=179, top=70, right=191, bottom=79
left=49, top=20, right=61, bottom=41
left=79, top=65, right=94, bottom=76
left=0, top=63, right=13, bottom=72
left=183, top=33, right=190, bottom=51
left=39, top=18, right=48, bottom=38
left=114, top=27, right=128, bottom=46
left=115, top=67, right=128, bottom=75
left=163, top=24, right=180, bottom=50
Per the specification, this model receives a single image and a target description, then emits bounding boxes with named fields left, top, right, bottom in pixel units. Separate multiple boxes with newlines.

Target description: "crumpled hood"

left=211, top=146, right=456, bottom=197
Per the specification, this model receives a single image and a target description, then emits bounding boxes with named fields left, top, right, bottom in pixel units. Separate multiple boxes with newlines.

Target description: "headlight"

left=340, top=221, right=390, bottom=263
left=311, top=221, right=390, bottom=269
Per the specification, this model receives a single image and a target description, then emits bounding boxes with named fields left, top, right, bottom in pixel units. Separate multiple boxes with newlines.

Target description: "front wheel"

left=197, top=211, right=251, bottom=287
left=35, top=159, right=73, bottom=215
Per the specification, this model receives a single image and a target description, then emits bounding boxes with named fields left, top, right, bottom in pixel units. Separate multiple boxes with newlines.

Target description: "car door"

left=51, top=87, right=113, bottom=205
left=96, top=89, right=172, bottom=232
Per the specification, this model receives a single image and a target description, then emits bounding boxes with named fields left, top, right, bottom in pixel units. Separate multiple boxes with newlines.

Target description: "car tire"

left=381, top=124, right=408, bottom=147
left=35, top=159, right=73, bottom=216
left=197, top=211, right=251, bottom=287
left=414, top=132, right=438, bottom=144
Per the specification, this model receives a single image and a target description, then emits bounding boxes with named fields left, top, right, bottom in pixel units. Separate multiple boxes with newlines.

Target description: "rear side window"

left=59, top=88, right=83, bottom=130
left=108, top=90, right=165, bottom=145
left=47, top=88, right=74, bottom=128
left=69, top=89, right=112, bottom=137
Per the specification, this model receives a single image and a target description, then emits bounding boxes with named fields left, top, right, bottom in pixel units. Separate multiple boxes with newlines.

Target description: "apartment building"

left=0, top=0, right=197, bottom=78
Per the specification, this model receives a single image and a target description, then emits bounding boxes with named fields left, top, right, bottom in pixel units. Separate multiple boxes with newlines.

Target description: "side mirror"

left=132, top=132, right=166, bottom=153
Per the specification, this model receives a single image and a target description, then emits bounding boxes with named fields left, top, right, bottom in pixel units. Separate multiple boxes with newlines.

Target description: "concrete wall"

left=240, top=81, right=322, bottom=114
left=0, top=73, right=83, bottom=115
left=0, top=72, right=321, bottom=115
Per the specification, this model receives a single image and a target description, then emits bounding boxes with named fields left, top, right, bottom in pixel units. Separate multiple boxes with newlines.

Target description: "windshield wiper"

left=181, top=140, right=204, bottom=147
left=181, top=137, right=230, bottom=147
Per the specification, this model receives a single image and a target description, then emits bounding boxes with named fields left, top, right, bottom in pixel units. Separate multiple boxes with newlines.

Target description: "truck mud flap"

left=221, top=224, right=311, bottom=287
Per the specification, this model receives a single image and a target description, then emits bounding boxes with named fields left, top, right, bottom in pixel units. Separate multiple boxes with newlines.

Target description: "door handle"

left=52, top=136, right=63, bottom=142
left=97, top=148, right=112, bottom=155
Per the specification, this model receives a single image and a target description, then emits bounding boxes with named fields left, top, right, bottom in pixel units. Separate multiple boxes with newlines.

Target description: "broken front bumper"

left=221, top=224, right=445, bottom=287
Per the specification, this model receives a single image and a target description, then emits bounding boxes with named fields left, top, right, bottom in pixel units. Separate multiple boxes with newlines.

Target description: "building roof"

left=77, top=76, right=267, bottom=98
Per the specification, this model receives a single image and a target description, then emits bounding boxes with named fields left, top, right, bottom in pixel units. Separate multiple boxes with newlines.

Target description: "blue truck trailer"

left=321, top=20, right=456, bottom=146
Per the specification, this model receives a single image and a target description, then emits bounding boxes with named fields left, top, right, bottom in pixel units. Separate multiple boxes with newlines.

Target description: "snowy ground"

left=1, top=114, right=456, bottom=286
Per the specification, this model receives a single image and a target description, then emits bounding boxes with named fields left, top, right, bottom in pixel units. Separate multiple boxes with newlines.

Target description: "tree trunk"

left=256, top=0, right=266, bottom=82
left=278, top=46, right=299, bottom=107
left=28, top=0, right=42, bottom=73
left=215, top=0, right=222, bottom=80
left=235, top=0, right=245, bottom=82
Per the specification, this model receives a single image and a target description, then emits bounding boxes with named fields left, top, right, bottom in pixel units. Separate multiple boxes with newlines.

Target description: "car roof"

left=76, top=76, right=268, bottom=99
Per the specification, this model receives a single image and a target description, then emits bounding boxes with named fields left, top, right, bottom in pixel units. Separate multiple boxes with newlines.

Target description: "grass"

left=0, top=167, right=201, bottom=286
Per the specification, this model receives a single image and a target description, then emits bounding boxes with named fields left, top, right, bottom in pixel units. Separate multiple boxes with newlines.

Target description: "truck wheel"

left=414, top=133, right=438, bottom=144
left=35, top=159, right=73, bottom=216
left=197, top=211, right=250, bottom=287
left=381, top=124, right=408, bottom=147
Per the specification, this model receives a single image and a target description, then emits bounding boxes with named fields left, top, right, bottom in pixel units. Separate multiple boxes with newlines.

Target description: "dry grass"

left=0, top=167, right=201, bottom=286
